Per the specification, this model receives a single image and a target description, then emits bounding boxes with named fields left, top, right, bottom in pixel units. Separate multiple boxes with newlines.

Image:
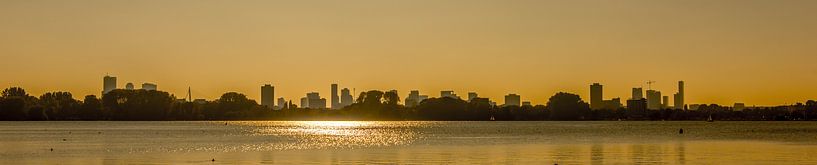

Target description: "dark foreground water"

left=1, top=121, right=816, bottom=164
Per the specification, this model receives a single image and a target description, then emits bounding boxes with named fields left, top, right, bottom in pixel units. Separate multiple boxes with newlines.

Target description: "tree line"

left=1, top=87, right=815, bottom=121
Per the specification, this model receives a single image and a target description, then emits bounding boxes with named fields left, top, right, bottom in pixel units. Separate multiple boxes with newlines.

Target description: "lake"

left=1, top=121, right=816, bottom=164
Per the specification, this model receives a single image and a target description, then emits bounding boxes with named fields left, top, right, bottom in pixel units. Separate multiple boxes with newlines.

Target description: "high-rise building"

left=662, top=96, right=669, bottom=109
left=125, top=83, right=134, bottom=90
left=331, top=84, right=339, bottom=109
left=405, top=90, right=421, bottom=107
left=103, top=75, right=117, bottom=95
left=590, top=83, right=603, bottom=110
left=673, top=81, right=685, bottom=110
left=468, top=92, right=478, bottom=101
left=646, top=90, right=661, bottom=110
left=300, top=97, right=309, bottom=109
left=306, top=92, right=326, bottom=109
left=504, top=94, right=521, bottom=106
left=632, top=88, right=643, bottom=100
left=277, top=97, right=286, bottom=110
left=141, top=83, right=157, bottom=91
left=340, top=88, right=353, bottom=108
left=261, top=84, right=274, bottom=108
left=522, top=101, right=532, bottom=106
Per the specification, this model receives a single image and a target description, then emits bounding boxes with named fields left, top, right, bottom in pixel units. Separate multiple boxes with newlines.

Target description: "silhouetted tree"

left=416, top=97, right=468, bottom=120
left=383, top=91, right=400, bottom=105
left=1, top=87, right=27, bottom=98
left=102, top=89, right=175, bottom=120
left=39, top=92, right=80, bottom=120
left=0, top=97, right=27, bottom=120
left=213, top=92, right=258, bottom=119
left=80, top=95, right=103, bottom=120
left=547, top=92, right=590, bottom=120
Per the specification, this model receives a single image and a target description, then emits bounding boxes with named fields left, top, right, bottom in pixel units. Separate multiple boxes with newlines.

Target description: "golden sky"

left=1, top=0, right=816, bottom=106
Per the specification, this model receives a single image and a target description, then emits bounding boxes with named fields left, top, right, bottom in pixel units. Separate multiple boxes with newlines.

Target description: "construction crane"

left=646, top=81, right=656, bottom=90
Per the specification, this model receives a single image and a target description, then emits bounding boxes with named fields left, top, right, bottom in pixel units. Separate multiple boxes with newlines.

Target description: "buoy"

left=212, top=158, right=215, bottom=162
left=679, top=128, right=684, bottom=134
left=62, top=139, right=66, bottom=141
left=50, top=148, right=53, bottom=151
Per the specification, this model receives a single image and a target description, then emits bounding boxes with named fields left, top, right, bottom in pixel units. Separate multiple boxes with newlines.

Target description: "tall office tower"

left=405, top=90, right=421, bottom=107
left=590, top=83, right=603, bottom=110
left=662, top=96, right=669, bottom=109
left=673, top=81, right=685, bottom=110
left=340, top=88, right=353, bottom=107
left=632, top=88, right=643, bottom=100
left=261, top=84, right=274, bottom=108
left=468, top=92, right=478, bottom=101
left=646, top=90, right=661, bottom=110
left=306, top=92, right=326, bottom=109
left=125, top=83, right=134, bottom=90
left=277, top=97, right=286, bottom=110
left=522, top=101, right=532, bottom=106
left=504, top=94, right=521, bottom=106
left=102, top=75, right=117, bottom=95
left=331, top=84, right=339, bottom=109
left=141, top=83, right=157, bottom=91
left=300, top=97, right=309, bottom=109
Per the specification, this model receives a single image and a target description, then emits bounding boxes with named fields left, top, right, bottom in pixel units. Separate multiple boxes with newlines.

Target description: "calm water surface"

left=1, top=121, right=817, bottom=164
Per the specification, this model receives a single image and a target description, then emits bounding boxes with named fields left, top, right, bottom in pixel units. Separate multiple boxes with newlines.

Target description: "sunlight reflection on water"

left=3, top=121, right=817, bottom=164
left=241, top=121, right=424, bottom=150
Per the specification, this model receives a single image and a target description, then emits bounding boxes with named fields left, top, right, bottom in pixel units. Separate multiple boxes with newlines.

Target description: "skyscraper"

left=102, top=75, right=117, bottom=95
left=141, top=83, right=157, bottom=91
left=277, top=97, right=286, bottom=110
left=504, top=94, right=521, bottom=106
left=300, top=97, right=309, bottom=108
left=646, top=90, right=661, bottom=110
left=632, top=88, right=643, bottom=100
left=306, top=92, right=326, bottom=109
left=673, top=81, right=685, bottom=110
left=405, top=90, right=421, bottom=107
left=662, top=96, right=669, bottom=109
left=590, top=83, right=603, bottom=110
left=261, top=84, right=274, bottom=108
left=331, top=84, right=339, bottom=109
left=340, top=88, right=353, bottom=108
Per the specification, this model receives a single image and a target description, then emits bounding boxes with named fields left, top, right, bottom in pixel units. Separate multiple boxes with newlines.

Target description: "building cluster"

left=260, top=83, right=355, bottom=110
left=101, top=75, right=159, bottom=95
left=104, top=76, right=768, bottom=111
left=591, top=81, right=686, bottom=111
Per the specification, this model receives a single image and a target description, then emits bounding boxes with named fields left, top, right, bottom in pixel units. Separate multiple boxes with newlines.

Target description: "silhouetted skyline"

left=1, top=0, right=816, bottom=106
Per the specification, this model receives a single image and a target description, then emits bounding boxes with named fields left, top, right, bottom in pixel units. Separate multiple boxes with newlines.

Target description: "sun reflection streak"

left=243, top=121, right=430, bottom=150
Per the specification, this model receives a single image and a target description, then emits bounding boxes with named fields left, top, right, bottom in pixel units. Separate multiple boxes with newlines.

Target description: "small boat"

left=707, top=115, right=714, bottom=122
left=490, top=115, right=496, bottom=121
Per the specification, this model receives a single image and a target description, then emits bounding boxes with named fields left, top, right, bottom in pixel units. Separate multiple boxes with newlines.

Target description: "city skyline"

left=0, top=74, right=806, bottom=108
left=2, top=0, right=817, bottom=106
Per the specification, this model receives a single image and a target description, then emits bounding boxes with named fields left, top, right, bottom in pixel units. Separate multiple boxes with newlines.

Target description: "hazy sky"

left=1, top=0, right=816, bottom=106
